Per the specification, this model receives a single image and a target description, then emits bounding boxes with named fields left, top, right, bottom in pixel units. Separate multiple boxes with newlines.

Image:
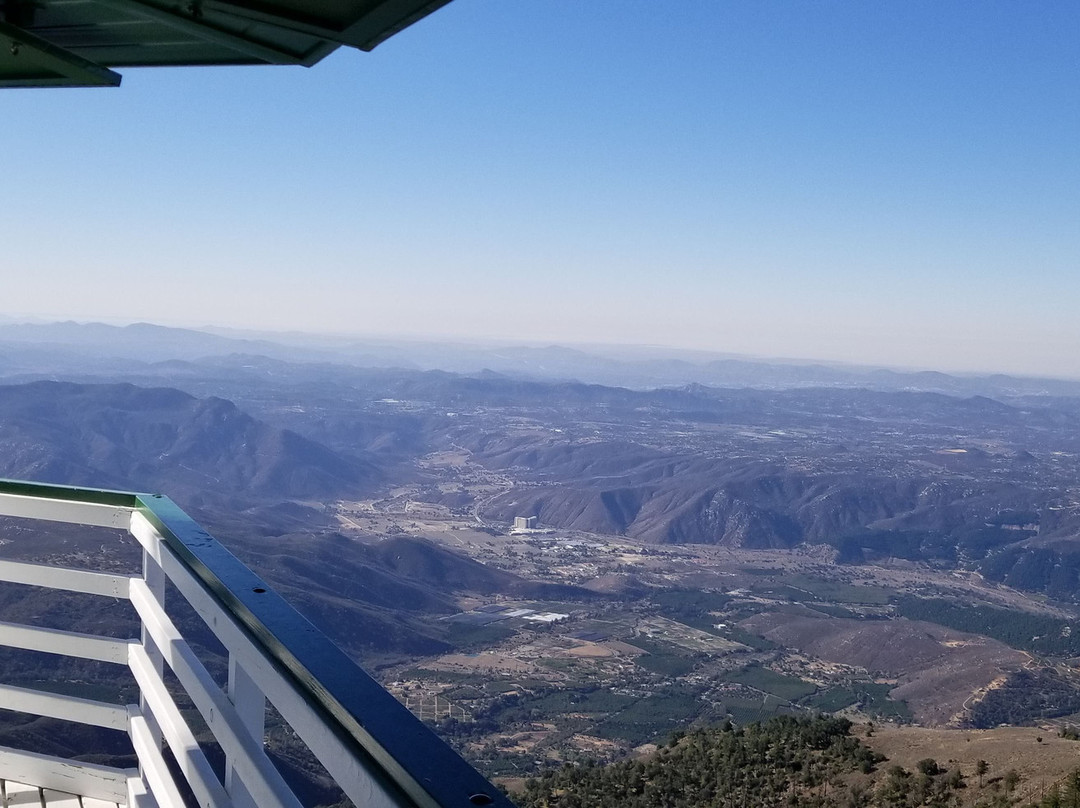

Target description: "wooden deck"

left=1, top=779, right=120, bottom=808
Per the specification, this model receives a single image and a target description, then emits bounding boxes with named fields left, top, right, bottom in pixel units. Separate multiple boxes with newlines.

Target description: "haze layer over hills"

left=5, top=320, right=1080, bottom=396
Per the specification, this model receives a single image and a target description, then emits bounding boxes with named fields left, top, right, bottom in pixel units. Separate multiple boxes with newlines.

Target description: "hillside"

left=480, top=451, right=1014, bottom=551
left=0, top=381, right=379, bottom=501
left=517, top=715, right=876, bottom=808
left=8, top=340, right=1079, bottom=603
left=518, top=716, right=1079, bottom=808
left=738, top=610, right=1026, bottom=726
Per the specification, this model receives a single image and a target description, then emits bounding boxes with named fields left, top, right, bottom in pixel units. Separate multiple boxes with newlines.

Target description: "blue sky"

left=2, top=1, right=1079, bottom=377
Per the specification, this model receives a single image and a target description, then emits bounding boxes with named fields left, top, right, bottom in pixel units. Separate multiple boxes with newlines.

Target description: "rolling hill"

left=0, top=380, right=379, bottom=501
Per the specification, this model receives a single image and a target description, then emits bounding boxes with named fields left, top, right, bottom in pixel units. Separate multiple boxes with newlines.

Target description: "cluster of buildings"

left=448, top=603, right=570, bottom=626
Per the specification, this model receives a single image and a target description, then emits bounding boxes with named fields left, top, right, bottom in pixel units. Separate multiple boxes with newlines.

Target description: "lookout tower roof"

left=0, top=0, right=452, bottom=87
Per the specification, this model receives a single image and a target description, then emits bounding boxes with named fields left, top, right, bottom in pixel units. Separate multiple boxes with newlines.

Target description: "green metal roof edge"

left=0, top=477, right=142, bottom=508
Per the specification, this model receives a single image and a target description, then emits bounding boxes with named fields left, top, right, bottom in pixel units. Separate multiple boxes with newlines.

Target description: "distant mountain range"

left=3, top=319, right=1080, bottom=397
left=0, top=379, right=597, bottom=657
left=7, top=320, right=1080, bottom=612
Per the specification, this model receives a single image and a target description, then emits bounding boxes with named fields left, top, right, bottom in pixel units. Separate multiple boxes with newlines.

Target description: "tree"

left=917, top=758, right=941, bottom=777
left=976, top=759, right=989, bottom=787
left=1042, top=783, right=1062, bottom=808
left=1061, top=768, right=1080, bottom=808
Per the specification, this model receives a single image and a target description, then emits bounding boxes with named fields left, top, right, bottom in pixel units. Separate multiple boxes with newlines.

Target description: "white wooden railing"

left=0, top=480, right=508, bottom=808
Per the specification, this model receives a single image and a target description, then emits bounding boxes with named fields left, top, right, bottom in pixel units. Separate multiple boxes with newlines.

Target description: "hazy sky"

left=2, top=1, right=1078, bottom=377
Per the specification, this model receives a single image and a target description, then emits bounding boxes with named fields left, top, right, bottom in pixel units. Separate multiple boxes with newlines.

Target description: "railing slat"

left=128, top=711, right=190, bottom=808
left=128, top=644, right=231, bottom=808
left=0, top=492, right=131, bottom=529
left=225, top=657, right=264, bottom=808
left=139, top=549, right=167, bottom=753
left=125, top=775, right=159, bottom=808
left=0, top=683, right=128, bottom=731
left=0, top=559, right=131, bottom=599
left=0, top=620, right=132, bottom=664
left=129, top=580, right=302, bottom=808
left=0, top=745, right=132, bottom=803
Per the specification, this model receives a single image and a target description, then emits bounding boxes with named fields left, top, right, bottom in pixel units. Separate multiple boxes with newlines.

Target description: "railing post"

left=141, top=547, right=167, bottom=752
left=226, top=655, right=266, bottom=808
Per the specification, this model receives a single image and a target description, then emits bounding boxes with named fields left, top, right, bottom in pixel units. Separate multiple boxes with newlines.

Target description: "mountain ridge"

left=0, top=380, right=379, bottom=501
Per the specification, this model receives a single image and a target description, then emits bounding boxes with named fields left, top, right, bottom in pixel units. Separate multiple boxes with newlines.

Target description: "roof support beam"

left=0, top=20, right=120, bottom=86
left=201, top=0, right=454, bottom=52
left=203, top=0, right=349, bottom=45
left=92, top=0, right=307, bottom=65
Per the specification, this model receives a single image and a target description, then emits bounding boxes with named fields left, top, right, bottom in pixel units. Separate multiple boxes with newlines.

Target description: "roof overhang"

left=0, top=0, right=453, bottom=88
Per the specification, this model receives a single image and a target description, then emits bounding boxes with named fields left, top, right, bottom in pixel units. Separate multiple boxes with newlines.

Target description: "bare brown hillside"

left=739, top=610, right=1027, bottom=725
left=865, top=725, right=1080, bottom=806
